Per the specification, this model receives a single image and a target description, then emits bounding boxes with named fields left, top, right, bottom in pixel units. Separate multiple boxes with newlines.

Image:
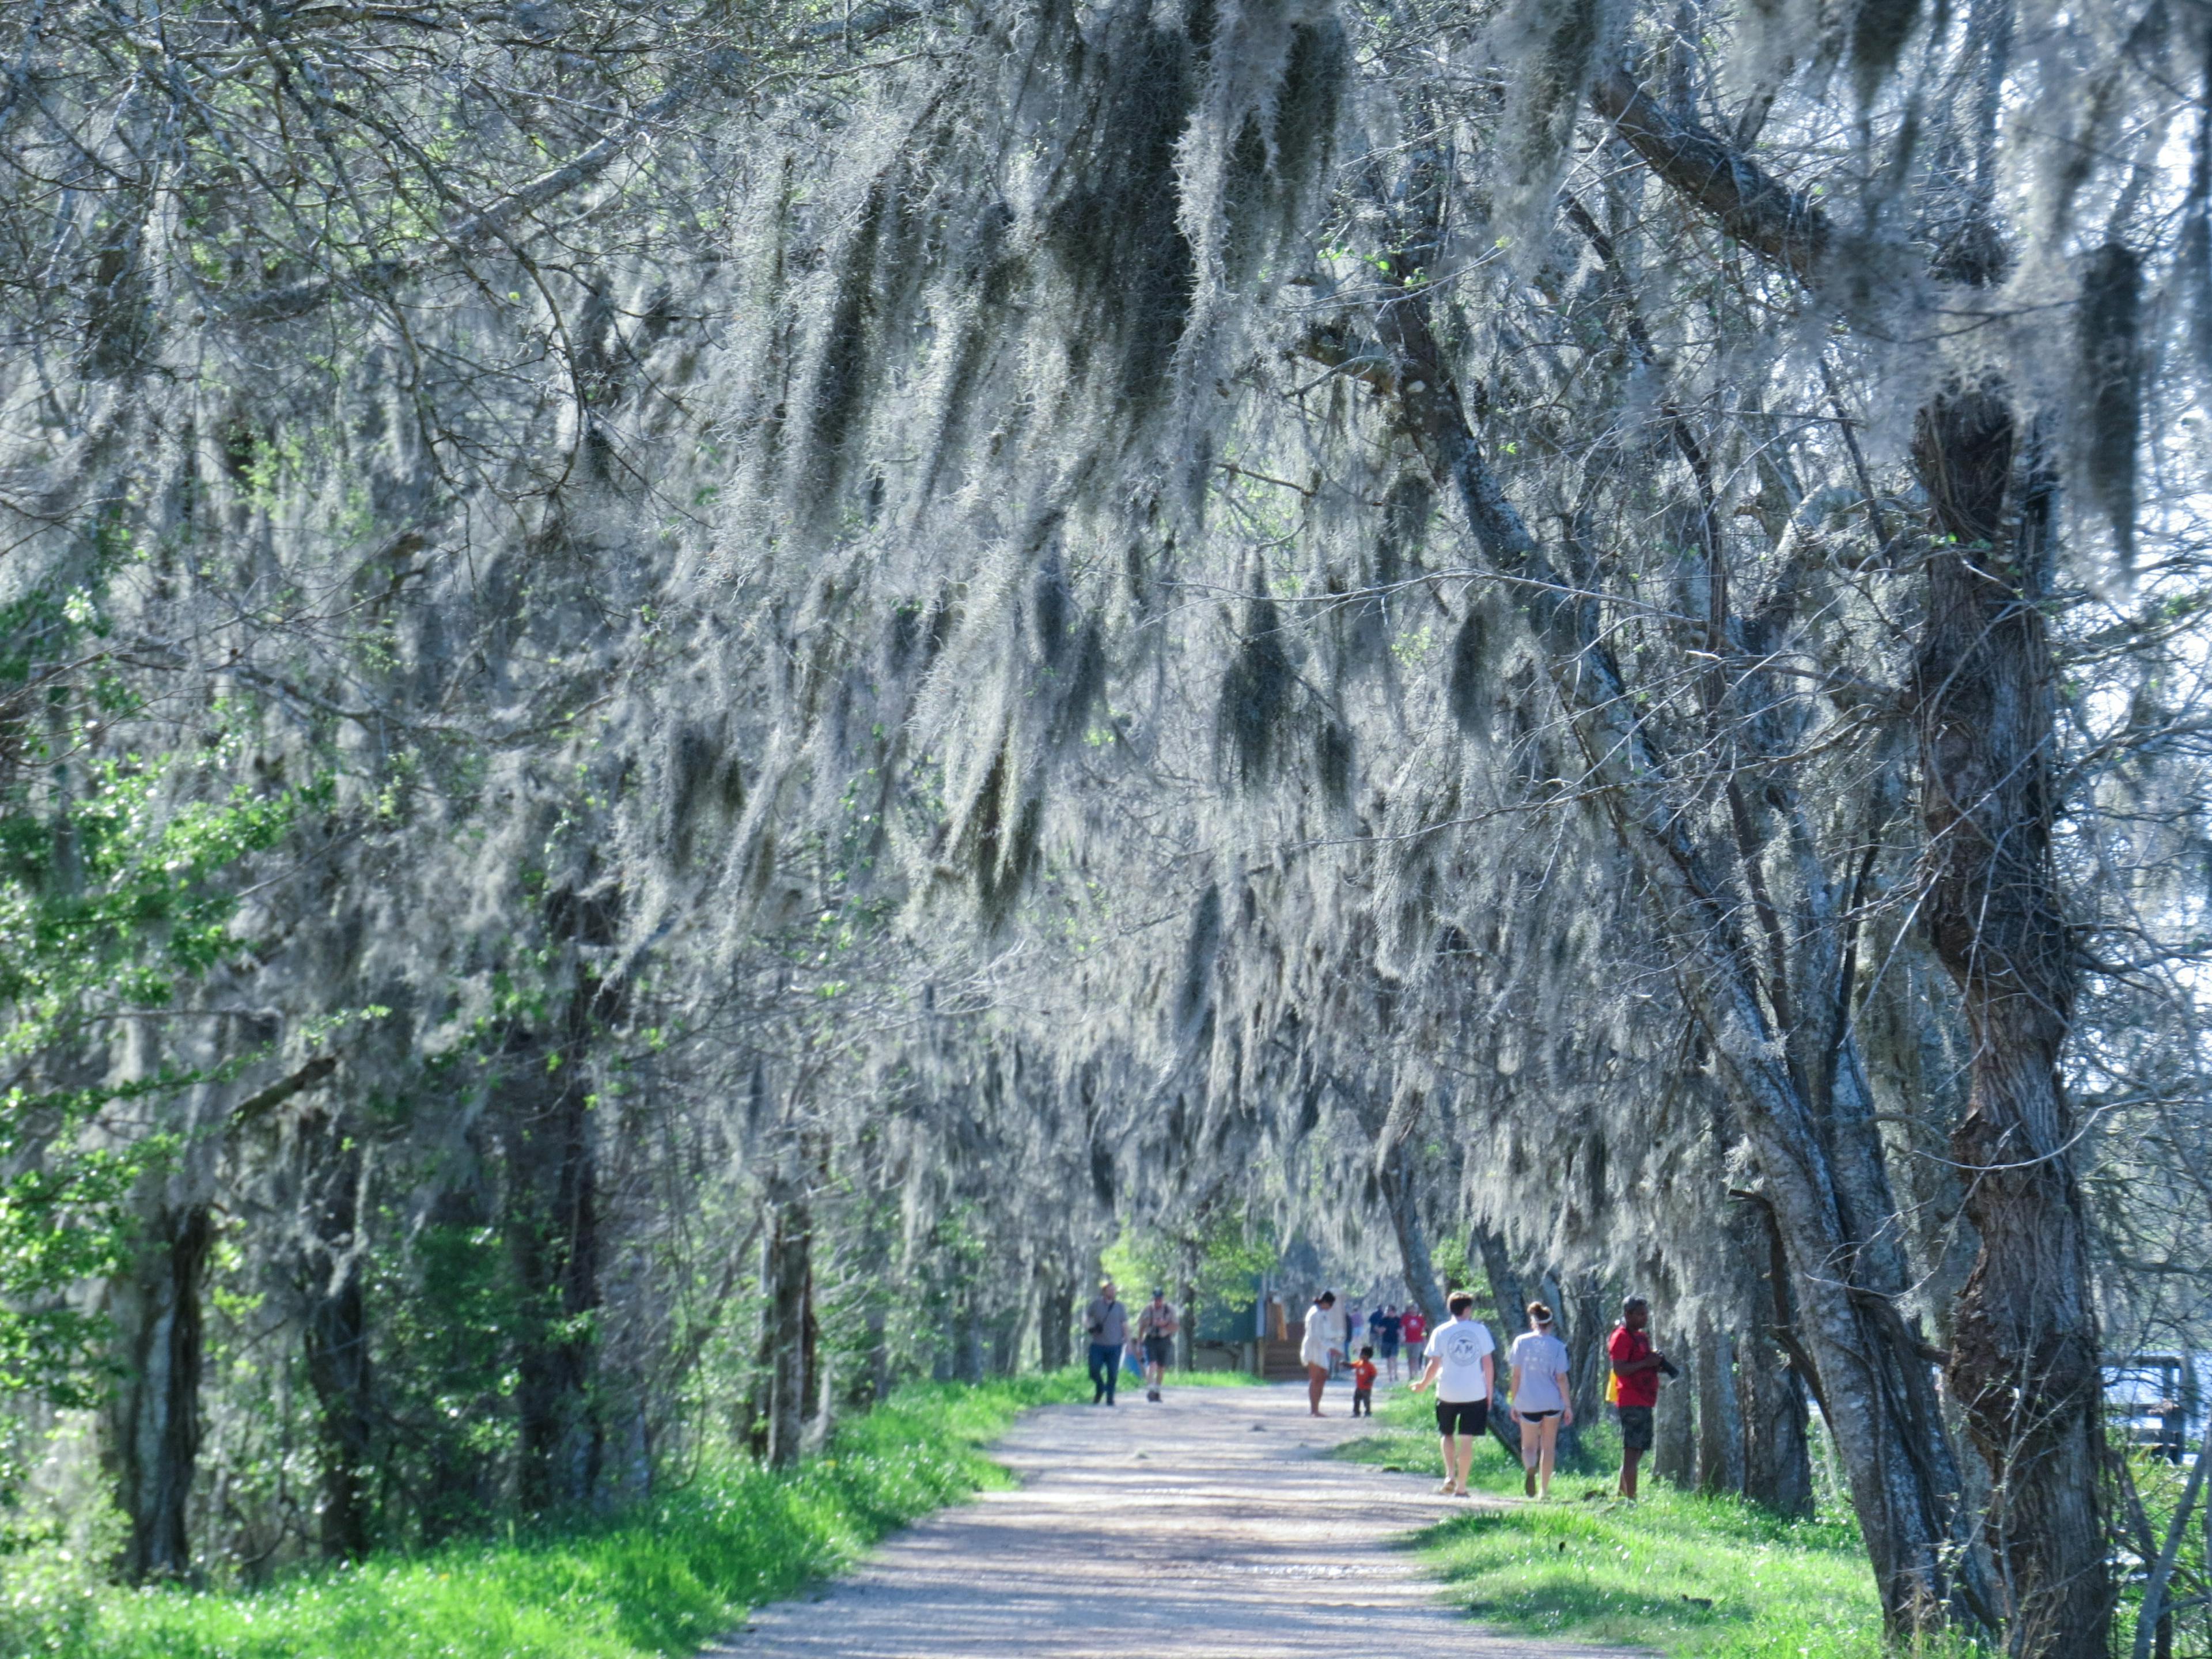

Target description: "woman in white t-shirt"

left=1508, top=1301, right=1574, bottom=1499
left=1299, top=1291, right=1343, bottom=1416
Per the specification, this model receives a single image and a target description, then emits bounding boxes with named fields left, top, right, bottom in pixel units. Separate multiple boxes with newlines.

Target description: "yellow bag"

left=1605, top=1369, right=1620, bottom=1406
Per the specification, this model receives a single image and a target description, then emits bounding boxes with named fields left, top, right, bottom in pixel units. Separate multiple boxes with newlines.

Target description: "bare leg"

left=1436, top=1434, right=1456, bottom=1488
left=1619, top=1444, right=1643, bottom=1499
left=1308, top=1363, right=1327, bottom=1415
left=1536, top=1414, right=1560, bottom=1498
left=1453, top=1433, right=1477, bottom=1493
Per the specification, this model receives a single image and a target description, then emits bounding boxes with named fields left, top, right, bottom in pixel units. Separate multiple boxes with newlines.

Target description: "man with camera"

left=1607, top=1296, right=1677, bottom=1499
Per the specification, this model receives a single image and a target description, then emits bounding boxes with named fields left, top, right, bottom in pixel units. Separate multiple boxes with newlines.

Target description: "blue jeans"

left=1088, top=1342, right=1120, bottom=1403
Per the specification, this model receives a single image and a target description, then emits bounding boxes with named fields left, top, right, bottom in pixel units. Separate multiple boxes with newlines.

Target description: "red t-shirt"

left=1400, top=1312, right=1426, bottom=1347
left=1608, top=1324, right=1658, bottom=1408
left=1352, top=1360, right=1378, bottom=1389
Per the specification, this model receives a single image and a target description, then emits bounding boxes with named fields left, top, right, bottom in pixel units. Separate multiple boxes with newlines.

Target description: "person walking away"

left=1300, top=1290, right=1343, bottom=1415
left=1137, top=1287, right=1179, bottom=1402
left=1085, top=1280, right=1128, bottom=1406
left=1398, top=1304, right=1426, bottom=1382
left=1508, top=1301, right=1574, bottom=1499
left=1607, top=1296, right=1671, bottom=1498
left=1376, top=1305, right=1403, bottom=1380
left=1350, top=1346, right=1378, bottom=1416
left=1410, top=1290, right=1495, bottom=1497
left=1340, top=1299, right=1362, bottom=1378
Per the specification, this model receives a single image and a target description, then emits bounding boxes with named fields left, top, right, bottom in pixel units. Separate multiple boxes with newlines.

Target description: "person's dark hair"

left=1152, top=1287, right=1165, bottom=1298
left=1527, top=1300, right=1552, bottom=1325
left=1317, top=1290, right=1336, bottom=1305
left=1447, top=1290, right=1476, bottom=1316
left=1622, top=1294, right=1648, bottom=1315
left=1360, top=1344, right=1374, bottom=1359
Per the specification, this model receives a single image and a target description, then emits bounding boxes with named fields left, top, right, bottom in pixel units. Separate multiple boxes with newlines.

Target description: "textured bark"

left=104, top=1204, right=211, bottom=1581
left=763, top=1184, right=815, bottom=1471
left=1380, top=1140, right=1444, bottom=1325
left=300, top=1123, right=374, bottom=1561
left=1470, top=1226, right=1525, bottom=1459
left=1037, top=1263, right=1075, bottom=1373
left=1654, top=1352, right=1696, bottom=1488
left=504, top=1068, right=603, bottom=1509
left=1696, top=1315, right=1745, bottom=1497
left=1912, top=389, right=2111, bottom=1656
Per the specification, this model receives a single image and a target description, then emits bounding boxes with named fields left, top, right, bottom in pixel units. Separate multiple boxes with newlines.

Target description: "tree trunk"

left=503, top=1068, right=602, bottom=1510
left=1740, top=1343, right=1815, bottom=1518
left=300, top=1124, right=373, bottom=1562
left=1563, top=1272, right=1608, bottom=1465
left=1379, top=1138, right=1444, bottom=1324
left=1696, top=1315, right=1745, bottom=1497
left=104, top=1203, right=211, bottom=1581
left=1913, top=389, right=2110, bottom=1656
left=1654, top=1350, right=1696, bottom=1489
left=1471, top=1226, right=1524, bottom=1460
left=763, top=1183, right=813, bottom=1470
left=1039, top=1266, right=1074, bottom=1371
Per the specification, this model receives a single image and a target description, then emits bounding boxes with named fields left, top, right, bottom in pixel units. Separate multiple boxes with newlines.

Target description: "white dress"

left=1298, top=1304, right=1342, bottom=1366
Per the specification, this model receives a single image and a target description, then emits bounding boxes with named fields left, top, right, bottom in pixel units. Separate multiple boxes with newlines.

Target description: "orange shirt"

left=1351, top=1360, right=1378, bottom=1389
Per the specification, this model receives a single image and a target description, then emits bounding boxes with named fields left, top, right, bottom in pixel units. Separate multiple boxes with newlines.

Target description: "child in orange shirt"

left=1350, top=1346, right=1379, bottom=1416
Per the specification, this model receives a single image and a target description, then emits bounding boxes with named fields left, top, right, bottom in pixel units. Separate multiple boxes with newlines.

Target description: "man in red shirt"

left=1607, top=1296, right=1672, bottom=1499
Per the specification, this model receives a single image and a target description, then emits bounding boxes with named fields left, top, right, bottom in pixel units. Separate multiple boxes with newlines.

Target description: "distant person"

left=1138, top=1287, right=1179, bottom=1403
left=1508, top=1300, right=1573, bottom=1499
left=1608, top=1296, right=1671, bottom=1498
left=1340, top=1299, right=1362, bottom=1377
left=1376, top=1305, right=1404, bottom=1379
left=1350, top=1346, right=1378, bottom=1416
left=1084, top=1279, right=1128, bottom=1406
left=1399, top=1304, right=1427, bottom=1380
left=1410, top=1290, right=1495, bottom=1497
left=1300, top=1290, right=1344, bottom=1415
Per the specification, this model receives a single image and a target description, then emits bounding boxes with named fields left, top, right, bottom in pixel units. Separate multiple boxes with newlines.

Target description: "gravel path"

left=713, top=1381, right=1633, bottom=1659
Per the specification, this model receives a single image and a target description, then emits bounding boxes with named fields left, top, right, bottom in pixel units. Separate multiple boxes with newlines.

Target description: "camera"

left=1656, top=1356, right=1681, bottom=1380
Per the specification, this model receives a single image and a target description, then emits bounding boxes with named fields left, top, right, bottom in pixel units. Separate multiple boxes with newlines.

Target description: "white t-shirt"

left=1509, top=1331, right=1571, bottom=1412
left=1298, top=1304, right=1344, bottom=1366
left=1425, top=1316, right=1496, bottom=1403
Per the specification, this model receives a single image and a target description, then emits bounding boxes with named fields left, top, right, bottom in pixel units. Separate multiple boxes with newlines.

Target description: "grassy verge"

left=1334, top=1385, right=1895, bottom=1658
left=4, top=1372, right=1089, bottom=1659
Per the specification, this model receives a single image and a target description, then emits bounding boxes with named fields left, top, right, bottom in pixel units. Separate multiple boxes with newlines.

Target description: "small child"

left=1350, top=1346, right=1378, bottom=1416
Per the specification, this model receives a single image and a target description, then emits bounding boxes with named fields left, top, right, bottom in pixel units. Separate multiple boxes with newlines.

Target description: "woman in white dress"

left=1300, top=1291, right=1343, bottom=1415
left=1508, top=1301, right=1574, bottom=1498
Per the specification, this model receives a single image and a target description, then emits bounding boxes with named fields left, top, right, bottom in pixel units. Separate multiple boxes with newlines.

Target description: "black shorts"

left=1618, top=1404, right=1654, bottom=1451
left=1435, top=1397, right=1489, bottom=1438
left=1143, top=1336, right=1172, bottom=1367
left=1518, top=1408, right=1558, bottom=1421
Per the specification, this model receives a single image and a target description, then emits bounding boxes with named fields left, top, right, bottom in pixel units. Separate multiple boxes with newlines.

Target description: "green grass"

left=3, top=1372, right=1092, bottom=1659
left=1334, top=1387, right=1898, bottom=1658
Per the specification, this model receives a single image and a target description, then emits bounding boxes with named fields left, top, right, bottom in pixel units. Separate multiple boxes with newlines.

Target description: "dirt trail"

left=714, top=1381, right=1630, bottom=1659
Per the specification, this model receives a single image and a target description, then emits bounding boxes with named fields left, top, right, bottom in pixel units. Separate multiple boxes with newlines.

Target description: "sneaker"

left=1147, top=1388, right=1161, bottom=1402
left=1525, top=1467, right=1538, bottom=1498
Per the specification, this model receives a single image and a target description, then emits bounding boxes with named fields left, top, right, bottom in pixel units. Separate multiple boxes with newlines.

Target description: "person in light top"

left=1410, top=1289, right=1495, bottom=1497
left=1508, top=1300, right=1574, bottom=1499
left=1298, top=1290, right=1345, bottom=1415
